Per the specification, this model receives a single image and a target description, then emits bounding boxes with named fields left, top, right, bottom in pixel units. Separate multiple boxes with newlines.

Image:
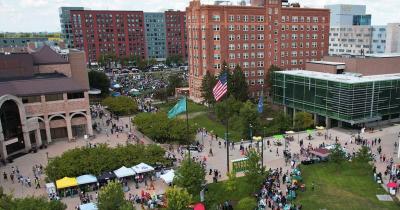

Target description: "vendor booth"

left=97, top=171, right=116, bottom=186
left=132, top=163, right=155, bottom=174
left=79, top=202, right=98, bottom=210
left=77, top=174, right=98, bottom=191
left=56, top=177, right=78, bottom=197
left=114, top=166, right=136, bottom=178
left=160, top=170, right=175, bottom=184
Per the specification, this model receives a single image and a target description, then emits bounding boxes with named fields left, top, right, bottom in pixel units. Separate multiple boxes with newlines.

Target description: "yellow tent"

left=56, top=177, right=78, bottom=189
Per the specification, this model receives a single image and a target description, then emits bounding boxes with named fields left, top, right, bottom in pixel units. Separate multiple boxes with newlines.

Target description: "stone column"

left=44, top=118, right=52, bottom=143
left=325, top=117, right=331, bottom=129
left=22, top=130, right=32, bottom=153
left=86, top=114, right=94, bottom=136
left=0, top=126, right=7, bottom=161
left=66, top=114, right=73, bottom=140
left=35, top=128, right=43, bottom=147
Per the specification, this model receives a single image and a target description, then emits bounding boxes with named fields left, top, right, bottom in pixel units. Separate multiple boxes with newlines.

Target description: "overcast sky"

left=0, top=0, right=399, bottom=32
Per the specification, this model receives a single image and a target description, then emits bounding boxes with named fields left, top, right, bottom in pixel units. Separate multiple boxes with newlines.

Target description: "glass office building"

left=353, top=14, right=372, bottom=26
left=272, top=70, right=400, bottom=127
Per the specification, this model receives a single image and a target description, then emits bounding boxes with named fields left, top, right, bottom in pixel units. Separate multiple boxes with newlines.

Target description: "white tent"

left=132, top=163, right=155, bottom=174
left=160, top=170, right=175, bottom=184
left=114, top=166, right=135, bottom=178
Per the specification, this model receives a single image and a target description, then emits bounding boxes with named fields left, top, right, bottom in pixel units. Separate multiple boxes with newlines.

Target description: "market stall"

left=56, top=177, right=78, bottom=190
left=79, top=202, right=98, bottom=210
left=114, top=166, right=136, bottom=179
left=132, top=163, right=155, bottom=174
left=160, top=170, right=174, bottom=184
left=97, top=171, right=116, bottom=186
left=77, top=174, right=98, bottom=191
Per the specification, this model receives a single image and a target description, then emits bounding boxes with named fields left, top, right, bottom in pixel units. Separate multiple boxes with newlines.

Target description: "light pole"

left=249, top=124, right=253, bottom=143
left=262, top=127, right=265, bottom=169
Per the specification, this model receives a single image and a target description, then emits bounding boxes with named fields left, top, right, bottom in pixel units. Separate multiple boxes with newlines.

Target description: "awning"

left=56, top=177, right=78, bottom=189
left=285, top=131, right=295, bottom=134
left=132, top=163, right=155, bottom=174
left=77, top=174, right=98, bottom=185
left=97, top=171, right=116, bottom=183
left=114, top=166, right=136, bottom=178
left=79, top=202, right=98, bottom=210
left=160, top=170, right=174, bottom=184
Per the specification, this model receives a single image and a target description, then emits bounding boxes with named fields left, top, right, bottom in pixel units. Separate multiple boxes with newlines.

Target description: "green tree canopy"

left=174, top=158, right=206, bottom=196
left=167, top=74, right=183, bottom=96
left=329, top=143, right=347, bottom=164
left=200, top=71, right=217, bottom=105
left=165, top=186, right=192, bottom=210
left=354, top=146, right=372, bottom=163
left=236, top=197, right=257, bottom=210
left=294, top=112, right=314, bottom=131
left=0, top=187, right=66, bottom=210
left=133, top=112, right=196, bottom=144
left=102, top=96, right=138, bottom=116
left=245, top=150, right=265, bottom=192
left=98, top=181, right=134, bottom=210
left=88, top=70, right=110, bottom=96
left=230, top=65, right=249, bottom=102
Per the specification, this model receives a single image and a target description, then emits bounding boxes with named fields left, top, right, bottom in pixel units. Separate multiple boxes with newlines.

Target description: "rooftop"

left=276, top=70, right=400, bottom=84
left=307, top=61, right=346, bottom=66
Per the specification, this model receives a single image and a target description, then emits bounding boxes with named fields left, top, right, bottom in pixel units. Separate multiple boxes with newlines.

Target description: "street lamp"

left=249, top=124, right=253, bottom=143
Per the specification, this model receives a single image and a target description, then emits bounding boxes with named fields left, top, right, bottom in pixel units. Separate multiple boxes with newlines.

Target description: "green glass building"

left=272, top=70, right=400, bottom=127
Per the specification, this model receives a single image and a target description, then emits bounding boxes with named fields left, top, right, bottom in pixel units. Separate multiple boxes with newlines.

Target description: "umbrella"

left=285, top=131, right=295, bottom=134
left=387, top=182, right=397, bottom=188
left=193, top=203, right=205, bottom=210
left=273, top=134, right=284, bottom=140
left=316, top=126, right=325, bottom=130
left=306, top=129, right=314, bottom=134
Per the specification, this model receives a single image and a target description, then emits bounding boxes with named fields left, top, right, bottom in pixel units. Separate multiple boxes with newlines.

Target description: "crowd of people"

left=1, top=165, right=43, bottom=190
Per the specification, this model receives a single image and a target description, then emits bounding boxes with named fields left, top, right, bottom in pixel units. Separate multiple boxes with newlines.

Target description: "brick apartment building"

left=186, top=0, right=330, bottom=101
left=70, top=10, right=147, bottom=63
left=67, top=8, right=187, bottom=63
left=0, top=46, right=93, bottom=161
left=165, top=10, right=188, bottom=60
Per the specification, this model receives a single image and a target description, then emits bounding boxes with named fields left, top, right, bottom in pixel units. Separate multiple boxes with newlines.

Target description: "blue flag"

left=168, top=97, right=187, bottom=119
left=257, top=95, right=263, bottom=113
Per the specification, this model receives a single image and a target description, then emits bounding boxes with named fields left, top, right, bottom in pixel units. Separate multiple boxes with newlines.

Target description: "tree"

left=245, top=150, right=264, bottom=192
left=329, top=143, right=347, bottom=164
left=174, top=158, right=206, bottom=196
left=238, top=101, right=259, bottom=139
left=0, top=187, right=66, bottom=210
left=98, top=181, right=134, bottom=210
left=266, top=65, right=282, bottom=89
left=102, top=96, right=138, bottom=116
left=294, top=112, right=314, bottom=131
left=236, top=197, right=257, bottom=210
left=167, top=74, right=183, bottom=96
left=165, top=186, right=192, bottom=210
left=200, top=71, right=217, bottom=106
left=354, top=146, right=372, bottom=163
left=224, top=172, right=238, bottom=193
left=231, top=65, right=249, bottom=102
left=88, top=70, right=110, bottom=96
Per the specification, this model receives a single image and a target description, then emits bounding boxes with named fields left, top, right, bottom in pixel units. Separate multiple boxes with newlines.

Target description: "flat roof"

left=276, top=70, right=400, bottom=84
left=307, top=61, right=345, bottom=66
left=365, top=53, right=400, bottom=58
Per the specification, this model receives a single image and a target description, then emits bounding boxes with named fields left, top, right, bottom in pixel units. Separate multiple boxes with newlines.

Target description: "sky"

left=0, top=0, right=399, bottom=32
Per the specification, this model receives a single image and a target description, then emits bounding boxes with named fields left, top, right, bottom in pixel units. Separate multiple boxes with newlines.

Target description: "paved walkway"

left=1, top=115, right=400, bottom=209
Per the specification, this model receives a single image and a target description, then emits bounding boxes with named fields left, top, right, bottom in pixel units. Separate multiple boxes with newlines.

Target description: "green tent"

left=306, top=129, right=314, bottom=134
left=273, top=134, right=284, bottom=140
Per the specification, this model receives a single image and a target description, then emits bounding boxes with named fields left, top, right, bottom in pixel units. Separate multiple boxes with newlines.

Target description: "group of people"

left=2, top=165, right=42, bottom=189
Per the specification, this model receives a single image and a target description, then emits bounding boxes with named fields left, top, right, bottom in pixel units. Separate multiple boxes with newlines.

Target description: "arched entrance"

left=70, top=112, right=88, bottom=137
left=49, top=115, right=68, bottom=140
left=0, top=100, right=25, bottom=155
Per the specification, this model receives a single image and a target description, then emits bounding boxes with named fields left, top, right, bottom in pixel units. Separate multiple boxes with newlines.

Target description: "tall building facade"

left=144, top=13, right=167, bottom=60
left=165, top=10, right=188, bottom=60
left=329, top=26, right=373, bottom=55
left=70, top=10, right=147, bottom=62
left=59, top=7, right=85, bottom=48
left=371, top=26, right=386, bottom=54
left=325, top=4, right=369, bottom=26
left=386, top=23, right=400, bottom=53
left=186, top=0, right=330, bottom=101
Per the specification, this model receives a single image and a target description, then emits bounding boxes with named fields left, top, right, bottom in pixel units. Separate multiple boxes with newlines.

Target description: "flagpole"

left=226, top=94, right=230, bottom=173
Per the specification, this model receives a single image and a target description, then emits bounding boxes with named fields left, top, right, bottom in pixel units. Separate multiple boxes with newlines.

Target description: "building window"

left=21, top=96, right=41, bottom=104
left=45, top=93, right=63, bottom=102
left=212, top=15, right=220, bottom=21
left=67, top=92, right=84, bottom=99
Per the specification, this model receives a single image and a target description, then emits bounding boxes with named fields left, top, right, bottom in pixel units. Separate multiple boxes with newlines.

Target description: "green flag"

left=168, top=97, right=187, bottom=119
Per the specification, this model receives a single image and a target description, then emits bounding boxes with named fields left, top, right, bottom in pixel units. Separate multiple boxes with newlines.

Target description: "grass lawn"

left=296, top=162, right=400, bottom=210
left=198, top=176, right=256, bottom=209
left=189, top=113, right=243, bottom=142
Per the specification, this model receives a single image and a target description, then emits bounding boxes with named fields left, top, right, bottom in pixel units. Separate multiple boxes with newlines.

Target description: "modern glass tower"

left=272, top=70, right=400, bottom=127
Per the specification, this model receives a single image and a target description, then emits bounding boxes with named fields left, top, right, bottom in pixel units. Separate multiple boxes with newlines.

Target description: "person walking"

left=10, top=173, right=14, bottom=184
left=3, top=172, right=7, bottom=181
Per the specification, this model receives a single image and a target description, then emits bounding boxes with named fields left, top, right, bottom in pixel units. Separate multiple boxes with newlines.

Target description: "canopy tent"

left=77, top=174, right=98, bottom=185
left=160, top=170, right=175, bottom=184
left=114, top=166, right=136, bottom=178
left=273, top=134, right=284, bottom=140
left=132, top=163, right=155, bottom=174
left=79, top=202, right=98, bottom=210
left=193, top=203, right=206, bottom=210
left=306, top=129, right=314, bottom=135
left=252, top=136, right=262, bottom=141
left=88, top=88, right=102, bottom=95
left=285, top=131, right=295, bottom=134
left=129, top=88, right=139, bottom=92
left=56, top=177, right=78, bottom=189
left=113, top=84, right=122, bottom=89
left=46, top=182, right=56, bottom=194
left=316, top=126, right=325, bottom=130
left=97, top=171, right=117, bottom=183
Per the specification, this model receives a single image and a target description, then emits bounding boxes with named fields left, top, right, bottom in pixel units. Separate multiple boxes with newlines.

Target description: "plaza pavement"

left=1, top=115, right=400, bottom=209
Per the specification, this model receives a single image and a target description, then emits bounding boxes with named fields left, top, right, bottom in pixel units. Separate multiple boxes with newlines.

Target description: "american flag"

left=213, top=73, right=228, bottom=101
